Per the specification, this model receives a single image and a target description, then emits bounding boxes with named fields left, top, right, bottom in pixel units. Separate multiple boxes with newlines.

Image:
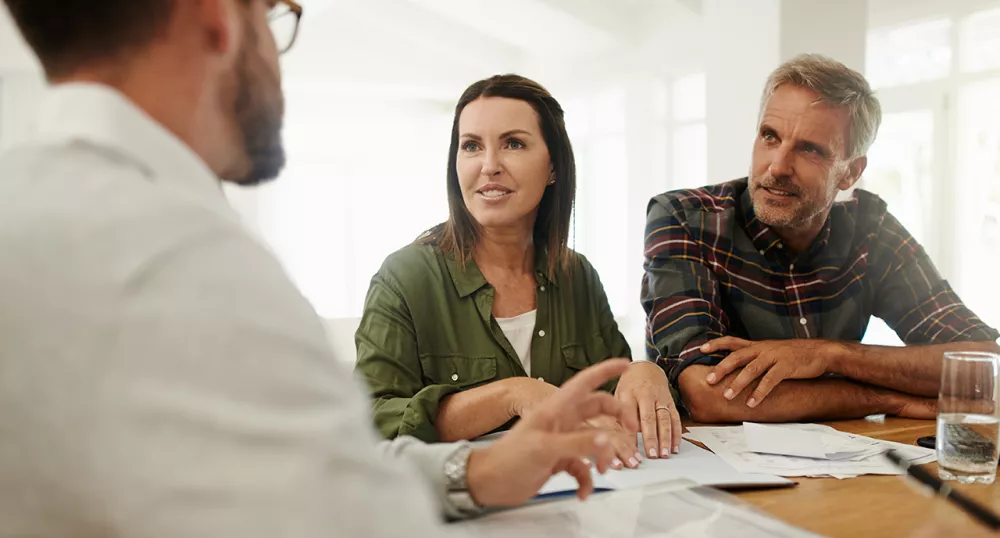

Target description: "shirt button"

left=789, top=264, right=795, bottom=271
left=759, top=249, right=766, bottom=255
left=540, top=285, right=546, bottom=292
left=778, top=243, right=784, bottom=249
left=799, top=317, right=807, bottom=325
left=538, top=330, right=546, bottom=337
left=537, top=377, right=544, bottom=381
left=451, top=373, right=459, bottom=381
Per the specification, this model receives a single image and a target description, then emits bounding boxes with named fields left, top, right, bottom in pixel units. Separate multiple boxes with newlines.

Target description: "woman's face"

left=456, top=97, right=553, bottom=233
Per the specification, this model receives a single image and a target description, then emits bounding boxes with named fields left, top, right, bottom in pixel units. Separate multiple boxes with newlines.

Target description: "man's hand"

left=885, top=391, right=938, bottom=419
left=614, top=361, right=681, bottom=459
left=467, top=360, right=638, bottom=507
left=702, top=337, right=842, bottom=407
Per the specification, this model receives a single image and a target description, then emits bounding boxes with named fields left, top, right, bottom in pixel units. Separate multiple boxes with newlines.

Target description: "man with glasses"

left=0, top=1, right=634, bottom=535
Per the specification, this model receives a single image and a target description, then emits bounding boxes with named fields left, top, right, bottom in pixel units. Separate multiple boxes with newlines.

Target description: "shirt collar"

left=30, top=83, right=227, bottom=208
left=446, top=245, right=555, bottom=298
left=739, top=180, right=835, bottom=260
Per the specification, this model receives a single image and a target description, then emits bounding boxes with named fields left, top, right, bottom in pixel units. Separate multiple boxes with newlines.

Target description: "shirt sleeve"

left=354, top=273, right=461, bottom=443
left=73, top=227, right=463, bottom=537
left=377, top=438, right=479, bottom=520
left=642, top=198, right=731, bottom=385
left=871, top=213, right=1000, bottom=344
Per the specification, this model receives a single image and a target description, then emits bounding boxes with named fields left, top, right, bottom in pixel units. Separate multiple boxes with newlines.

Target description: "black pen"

left=885, top=449, right=1000, bottom=531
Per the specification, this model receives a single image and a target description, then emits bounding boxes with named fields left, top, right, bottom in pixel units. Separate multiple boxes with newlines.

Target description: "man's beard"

left=229, top=29, right=286, bottom=186
left=749, top=172, right=830, bottom=229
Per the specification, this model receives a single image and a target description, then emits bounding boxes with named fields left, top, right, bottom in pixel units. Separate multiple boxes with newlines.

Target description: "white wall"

left=0, top=5, right=39, bottom=75
left=704, top=0, right=781, bottom=183
left=703, top=0, right=869, bottom=184
left=0, top=5, right=44, bottom=150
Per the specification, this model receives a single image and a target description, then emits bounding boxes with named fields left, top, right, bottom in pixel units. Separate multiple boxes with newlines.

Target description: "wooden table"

left=717, top=416, right=1000, bottom=537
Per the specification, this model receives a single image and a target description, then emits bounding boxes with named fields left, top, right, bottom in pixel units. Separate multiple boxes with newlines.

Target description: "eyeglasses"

left=269, top=0, right=303, bottom=55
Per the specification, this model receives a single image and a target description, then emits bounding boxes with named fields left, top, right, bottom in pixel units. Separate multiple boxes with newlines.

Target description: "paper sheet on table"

left=537, top=440, right=792, bottom=496
left=743, top=422, right=882, bottom=460
left=455, top=480, right=820, bottom=538
left=685, top=423, right=935, bottom=478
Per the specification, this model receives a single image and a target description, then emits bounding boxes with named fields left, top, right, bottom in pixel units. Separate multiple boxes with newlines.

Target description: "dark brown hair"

left=420, top=74, right=577, bottom=279
left=3, top=0, right=175, bottom=78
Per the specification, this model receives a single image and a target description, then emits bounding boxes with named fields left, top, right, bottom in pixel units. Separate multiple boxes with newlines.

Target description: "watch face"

left=445, top=460, right=459, bottom=480
left=445, top=446, right=470, bottom=489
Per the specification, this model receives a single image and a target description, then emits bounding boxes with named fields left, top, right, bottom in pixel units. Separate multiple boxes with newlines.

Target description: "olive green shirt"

left=354, top=244, right=631, bottom=443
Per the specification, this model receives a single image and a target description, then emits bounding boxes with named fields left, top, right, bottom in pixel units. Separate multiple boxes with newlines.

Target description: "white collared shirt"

left=0, top=83, right=466, bottom=537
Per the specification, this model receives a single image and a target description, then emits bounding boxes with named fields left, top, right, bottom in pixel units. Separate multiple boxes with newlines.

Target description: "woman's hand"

left=585, top=415, right=643, bottom=469
left=614, top=361, right=682, bottom=458
left=467, top=360, right=638, bottom=506
left=506, top=377, right=560, bottom=418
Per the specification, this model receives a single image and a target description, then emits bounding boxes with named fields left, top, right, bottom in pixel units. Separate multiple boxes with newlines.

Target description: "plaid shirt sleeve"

left=872, top=213, right=999, bottom=344
left=642, top=197, right=730, bottom=384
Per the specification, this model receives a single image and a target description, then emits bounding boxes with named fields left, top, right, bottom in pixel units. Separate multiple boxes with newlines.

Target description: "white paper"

left=743, top=422, right=882, bottom=460
left=537, top=440, right=792, bottom=496
left=456, top=481, right=821, bottom=538
left=685, top=424, right=936, bottom=479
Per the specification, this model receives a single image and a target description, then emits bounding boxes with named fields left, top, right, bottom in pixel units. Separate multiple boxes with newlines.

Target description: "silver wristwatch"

left=443, top=444, right=482, bottom=516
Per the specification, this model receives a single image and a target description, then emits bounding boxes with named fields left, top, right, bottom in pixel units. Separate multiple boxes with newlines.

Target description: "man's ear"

left=194, top=0, right=243, bottom=58
left=838, top=155, right=867, bottom=191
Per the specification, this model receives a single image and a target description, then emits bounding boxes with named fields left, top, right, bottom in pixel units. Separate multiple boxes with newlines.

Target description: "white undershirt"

left=496, top=310, right=538, bottom=376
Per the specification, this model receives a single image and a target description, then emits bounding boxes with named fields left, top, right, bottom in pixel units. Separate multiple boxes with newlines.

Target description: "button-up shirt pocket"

left=559, top=336, right=616, bottom=391
left=419, top=354, right=498, bottom=389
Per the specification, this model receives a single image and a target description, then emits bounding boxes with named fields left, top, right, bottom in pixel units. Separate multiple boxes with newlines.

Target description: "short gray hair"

left=760, top=53, right=882, bottom=159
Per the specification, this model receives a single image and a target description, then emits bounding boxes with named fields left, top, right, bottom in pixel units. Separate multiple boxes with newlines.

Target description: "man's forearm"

left=830, top=340, right=1000, bottom=398
left=679, top=365, right=933, bottom=423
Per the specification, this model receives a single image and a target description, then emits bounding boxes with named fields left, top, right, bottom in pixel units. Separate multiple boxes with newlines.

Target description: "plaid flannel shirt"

left=642, top=178, right=999, bottom=384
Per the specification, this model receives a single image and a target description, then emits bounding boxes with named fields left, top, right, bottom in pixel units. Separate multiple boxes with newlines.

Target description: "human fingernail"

left=628, top=457, right=639, bottom=467
left=747, top=398, right=757, bottom=408
left=612, top=458, right=623, bottom=469
left=701, top=344, right=711, bottom=352
left=648, top=448, right=657, bottom=458
left=673, top=445, right=680, bottom=454
left=661, top=448, right=670, bottom=458
left=724, top=388, right=734, bottom=400
left=706, top=373, right=717, bottom=383
left=635, top=452, right=644, bottom=461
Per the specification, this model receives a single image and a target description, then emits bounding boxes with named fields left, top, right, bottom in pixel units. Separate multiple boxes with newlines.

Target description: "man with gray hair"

left=643, top=54, right=999, bottom=423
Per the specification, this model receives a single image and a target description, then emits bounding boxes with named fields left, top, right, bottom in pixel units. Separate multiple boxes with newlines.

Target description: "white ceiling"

left=281, top=0, right=704, bottom=100
left=0, top=0, right=706, bottom=98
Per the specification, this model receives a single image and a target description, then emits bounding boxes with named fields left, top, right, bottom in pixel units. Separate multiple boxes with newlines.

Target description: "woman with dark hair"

left=355, top=74, right=680, bottom=467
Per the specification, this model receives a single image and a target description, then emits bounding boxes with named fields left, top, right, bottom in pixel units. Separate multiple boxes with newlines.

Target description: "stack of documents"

left=685, top=423, right=936, bottom=479
left=471, top=433, right=795, bottom=497
left=536, top=439, right=793, bottom=496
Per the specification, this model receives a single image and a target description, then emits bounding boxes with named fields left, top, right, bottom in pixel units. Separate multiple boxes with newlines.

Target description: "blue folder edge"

left=533, top=487, right=614, bottom=501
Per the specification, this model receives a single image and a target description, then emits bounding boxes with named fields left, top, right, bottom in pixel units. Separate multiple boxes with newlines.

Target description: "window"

left=959, top=7, right=1000, bottom=73
left=672, top=123, right=708, bottom=190
left=956, top=78, right=1000, bottom=328
left=670, top=73, right=708, bottom=189
left=859, top=111, right=934, bottom=246
left=672, top=73, right=706, bottom=122
left=866, top=18, right=952, bottom=88
left=865, top=3, right=1000, bottom=335
left=566, top=86, right=629, bottom=314
left=257, top=85, right=452, bottom=318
